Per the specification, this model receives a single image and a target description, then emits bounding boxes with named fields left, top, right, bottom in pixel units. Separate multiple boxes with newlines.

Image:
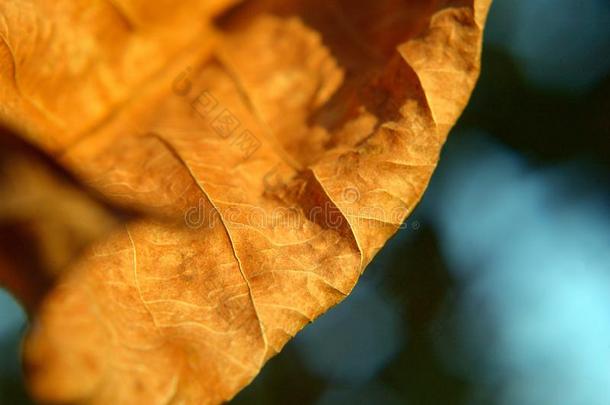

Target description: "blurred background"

left=2, top=0, right=610, bottom=403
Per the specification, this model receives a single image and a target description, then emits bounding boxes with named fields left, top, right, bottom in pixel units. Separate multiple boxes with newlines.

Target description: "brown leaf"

left=0, top=0, right=491, bottom=403
left=0, top=124, right=133, bottom=311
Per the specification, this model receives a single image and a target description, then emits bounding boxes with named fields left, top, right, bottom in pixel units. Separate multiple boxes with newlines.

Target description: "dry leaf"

left=0, top=0, right=491, bottom=403
left=0, top=124, right=132, bottom=311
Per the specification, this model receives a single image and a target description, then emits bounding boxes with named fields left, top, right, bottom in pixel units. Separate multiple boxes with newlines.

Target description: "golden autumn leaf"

left=0, top=0, right=491, bottom=403
left=0, top=124, right=133, bottom=312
